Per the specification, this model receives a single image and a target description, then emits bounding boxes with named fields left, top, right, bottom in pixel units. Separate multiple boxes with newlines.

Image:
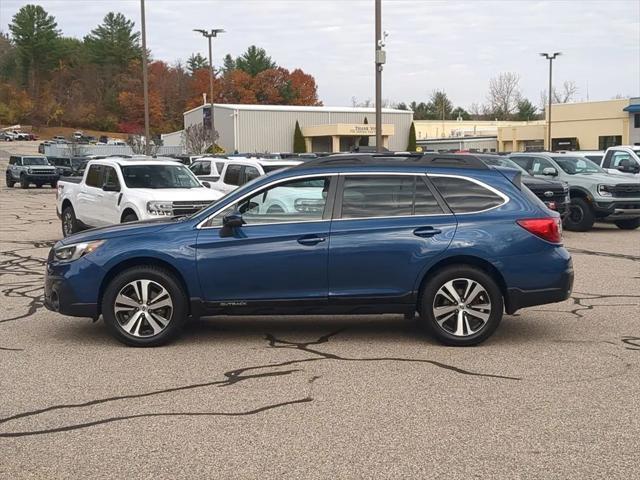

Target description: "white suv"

left=208, top=157, right=301, bottom=194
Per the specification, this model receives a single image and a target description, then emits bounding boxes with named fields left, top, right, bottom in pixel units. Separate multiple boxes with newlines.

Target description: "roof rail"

left=294, top=153, right=489, bottom=170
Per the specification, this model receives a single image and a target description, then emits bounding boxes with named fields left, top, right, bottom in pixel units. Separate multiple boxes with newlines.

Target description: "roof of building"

left=183, top=103, right=413, bottom=116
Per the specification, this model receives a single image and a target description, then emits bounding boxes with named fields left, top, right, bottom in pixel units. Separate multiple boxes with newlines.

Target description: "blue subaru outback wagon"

left=45, top=153, right=573, bottom=347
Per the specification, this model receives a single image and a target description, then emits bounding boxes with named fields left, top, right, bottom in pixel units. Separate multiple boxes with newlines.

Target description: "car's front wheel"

left=564, top=197, right=594, bottom=232
left=6, top=173, right=15, bottom=188
left=614, top=218, right=640, bottom=230
left=19, top=174, right=29, bottom=189
left=419, top=265, right=503, bottom=346
left=102, top=266, right=188, bottom=347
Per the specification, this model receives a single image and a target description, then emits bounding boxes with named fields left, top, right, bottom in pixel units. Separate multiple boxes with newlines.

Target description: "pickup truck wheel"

left=614, top=218, right=640, bottom=230
left=35, top=183, right=42, bottom=188
left=419, top=265, right=503, bottom=346
left=61, top=206, right=79, bottom=237
left=564, top=198, right=594, bottom=232
left=102, top=266, right=188, bottom=347
left=122, top=212, right=139, bottom=223
left=19, top=175, right=29, bottom=189
left=5, top=174, right=15, bottom=188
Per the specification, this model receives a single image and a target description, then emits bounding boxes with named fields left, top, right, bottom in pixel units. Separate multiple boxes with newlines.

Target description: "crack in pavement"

left=0, top=326, right=518, bottom=438
left=567, top=247, right=640, bottom=262
left=622, top=336, right=640, bottom=351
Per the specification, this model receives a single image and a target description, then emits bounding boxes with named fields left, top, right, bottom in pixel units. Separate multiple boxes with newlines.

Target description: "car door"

left=196, top=174, right=336, bottom=309
left=8, top=156, right=18, bottom=179
left=218, top=163, right=243, bottom=193
left=328, top=174, right=457, bottom=304
left=98, top=165, right=122, bottom=225
left=77, top=164, right=104, bottom=227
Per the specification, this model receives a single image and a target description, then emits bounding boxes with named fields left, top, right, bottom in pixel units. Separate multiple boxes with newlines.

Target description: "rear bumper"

left=505, top=265, right=574, bottom=314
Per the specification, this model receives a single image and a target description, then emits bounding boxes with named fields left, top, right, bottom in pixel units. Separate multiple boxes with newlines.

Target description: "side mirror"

left=202, top=181, right=211, bottom=188
left=102, top=183, right=120, bottom=192
left=222, top=213, right=244, bottom=228
left=542, top=167, right=557, bottom=176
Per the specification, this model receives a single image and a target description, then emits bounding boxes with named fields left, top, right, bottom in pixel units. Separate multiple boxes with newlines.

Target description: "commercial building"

left=497, top=98, right=640, bottom=152
left=164, top=103, right=413, bottom=153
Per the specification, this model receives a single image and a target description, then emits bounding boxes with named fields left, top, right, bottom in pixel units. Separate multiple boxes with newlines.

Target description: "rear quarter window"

left=430, top=176, right=505, bottom=213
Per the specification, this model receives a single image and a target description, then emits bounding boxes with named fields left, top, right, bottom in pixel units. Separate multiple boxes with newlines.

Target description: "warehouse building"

left=162, top=103, right=413, bottom=153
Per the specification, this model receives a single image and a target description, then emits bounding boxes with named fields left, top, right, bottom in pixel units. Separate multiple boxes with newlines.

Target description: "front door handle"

left=297, top=234, right=326, bottom=246
left=413, top=226, right=442, bottom=238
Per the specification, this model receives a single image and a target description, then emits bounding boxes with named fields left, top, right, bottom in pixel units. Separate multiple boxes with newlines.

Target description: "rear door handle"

left=297, top=234, right=326, bottom=246
left=413, top=226, right=442, bottom=238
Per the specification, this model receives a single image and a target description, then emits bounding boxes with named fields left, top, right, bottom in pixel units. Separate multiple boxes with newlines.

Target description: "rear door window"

left=340, top=175, right=444, bottom=219
left=243, top=166, right=261, bottom=183
left=85, top=165, right=103, bottom=187
left=429, top=176, right=505, bottom=213
left=224, top=164, right=242, bottom=186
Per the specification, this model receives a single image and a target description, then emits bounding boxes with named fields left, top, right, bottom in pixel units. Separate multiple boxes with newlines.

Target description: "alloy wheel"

left=432, top=278, right=492, bottom=337
left=114, top=279, right=173, bottom=337
left=569, top=204, right=584, bottom=224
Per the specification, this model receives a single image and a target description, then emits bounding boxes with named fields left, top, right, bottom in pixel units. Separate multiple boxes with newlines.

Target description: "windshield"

left=552, top=156, right=604, bottom=175
left=480, top=156, right=529, bottom=174
left=71, top=158, right=88, bottom=168
left=121, top=164, right=202, bottom=189
left=23, top=157, right=49, bottom=166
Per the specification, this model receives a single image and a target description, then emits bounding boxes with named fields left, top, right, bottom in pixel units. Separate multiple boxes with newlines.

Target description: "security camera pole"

left=374, top=0, right=386, bottom=152
left=194, top=28, right=225, bottom=151
left=540, top=52, right=561, bottom=151
left=140, top=0, right=150, bottom=154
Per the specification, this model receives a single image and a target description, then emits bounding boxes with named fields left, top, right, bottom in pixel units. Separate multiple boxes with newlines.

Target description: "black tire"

left=418, top=265, right=504, bottom=346
left=6, top=174, right=15, bottom=188
left=102, top=266, right=188, bottom=347
left=35, top=183, right=42, bottom=188
left=122, top=212, right=139, bottom=223
left=61, top=205, right=79, bottom=237
left=20, top=175, right=29, bottom=189
left=50, top=181, right=57, bottom=188
left=614, top=218, right=640, bottom=230
left=563, top=197, right=595, bottom=232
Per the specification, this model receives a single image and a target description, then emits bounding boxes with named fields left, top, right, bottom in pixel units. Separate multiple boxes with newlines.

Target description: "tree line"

left=0, top=4, right=321, bottom=134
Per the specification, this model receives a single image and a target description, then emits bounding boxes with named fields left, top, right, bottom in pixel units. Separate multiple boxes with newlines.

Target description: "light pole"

left=140, top=0, right=150, bottom=155
left=194, top=28, right=225, bottom=151
left=374, top=0, right=386, bottom=152
left=540, top=52, right=561, bottom=151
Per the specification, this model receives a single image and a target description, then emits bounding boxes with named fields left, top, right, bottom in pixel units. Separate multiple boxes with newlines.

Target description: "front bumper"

left=25, top=174, right=60, bottom=183
left=44, top=255, right=104, bottom=319
left=505, top=263, right=574, bottom=314
left=593, top=201, right=640, bottom=220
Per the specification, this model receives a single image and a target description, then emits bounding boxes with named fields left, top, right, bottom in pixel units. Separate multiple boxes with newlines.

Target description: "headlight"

left=147, top=201, right=173, bottom=215
left=597, top=184, right=614, bottom=197
left=54, top=240, right=105, bottom=262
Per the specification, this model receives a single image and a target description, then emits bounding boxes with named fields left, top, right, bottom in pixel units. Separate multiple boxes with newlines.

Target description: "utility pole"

left=140, top=0, right=150, bottom=155
left=374, top=0, right=386, bottom=152
left=194, top=28, right=225, bottom=152
left=540, top=52, right=561, bottom=151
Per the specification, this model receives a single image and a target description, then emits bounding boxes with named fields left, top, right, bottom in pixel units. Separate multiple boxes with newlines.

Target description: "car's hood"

left=570, top=172, right=640, bottom=184
left=58, top=217, right=181, bottom=246
left=522, top=175, right=565, bottom=188
left=131, top=187, right=223, bottom=201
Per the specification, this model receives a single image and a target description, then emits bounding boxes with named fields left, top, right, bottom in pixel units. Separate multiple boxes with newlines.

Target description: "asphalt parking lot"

left=1, top=144, right=639, bottom=479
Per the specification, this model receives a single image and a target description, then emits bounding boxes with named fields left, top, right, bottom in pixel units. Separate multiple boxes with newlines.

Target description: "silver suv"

left=510, top=153, right=640, bottom=231
left=6, top=155, right=59, bottom=189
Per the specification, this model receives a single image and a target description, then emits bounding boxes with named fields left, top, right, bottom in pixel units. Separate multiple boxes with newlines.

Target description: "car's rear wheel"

left=564, top=197, right=594, bottom=232
left=19, top=175, right=29, bottom=189
left=614, top=218, right=640, bottom=230
left=61, top=205, right=79, bottom=237
left=419, top=265, right=503, bottom=346
left=102, top=266, right=188, bottom=347
left=35, top=183, right=42, bottom=188
left=6, top=173, right=15, bottom=188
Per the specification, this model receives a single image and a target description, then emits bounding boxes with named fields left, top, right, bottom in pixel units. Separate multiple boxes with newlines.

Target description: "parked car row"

left=1, top=130, right=37, bottom=141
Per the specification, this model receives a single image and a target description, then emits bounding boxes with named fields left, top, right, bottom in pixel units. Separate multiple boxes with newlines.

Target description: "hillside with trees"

left=0, top=4, right=321, bottom=135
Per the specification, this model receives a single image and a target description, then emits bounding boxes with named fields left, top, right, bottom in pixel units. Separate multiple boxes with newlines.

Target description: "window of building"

left=430, top=176, right=504, bottom=213
left=634, top=113, right=640, bottom=129
left=598, top=136, right=622, bottom=150
left=340, top=175, right=443, bottom=219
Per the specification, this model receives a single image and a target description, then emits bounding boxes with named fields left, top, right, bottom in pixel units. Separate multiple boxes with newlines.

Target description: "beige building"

left=498, top=98, right=640, bottom=152
left=413, top=119, right=532, bottom=140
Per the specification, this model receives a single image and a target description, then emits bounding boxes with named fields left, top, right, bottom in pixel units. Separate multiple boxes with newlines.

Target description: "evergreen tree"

left=293, top=120, right=306, bottom=153
left=235, top=45, right=276, bottom=76
left=407, top=122, right=417, bottom=152
left=222, top=54, right=236, bottom=73
left=515, top=98, right=538, bottom=121
left=361, top=116, right=370, bottom=146
left=186, top=53, right=208, bottom=75
left=9, top=4, right=60, bottom=89
left=84, top=12, right=141, bottom=67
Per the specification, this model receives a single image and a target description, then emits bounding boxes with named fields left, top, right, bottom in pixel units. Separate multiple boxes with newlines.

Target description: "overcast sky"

left=2, top=0, right=639, bottom=109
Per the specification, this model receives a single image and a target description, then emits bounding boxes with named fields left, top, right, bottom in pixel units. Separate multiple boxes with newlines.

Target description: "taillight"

left=517, top=217, right=562, bottom=243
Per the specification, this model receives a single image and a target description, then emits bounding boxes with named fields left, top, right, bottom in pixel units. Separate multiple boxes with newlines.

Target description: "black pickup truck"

left=476, top=154, right=569, bottom=217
